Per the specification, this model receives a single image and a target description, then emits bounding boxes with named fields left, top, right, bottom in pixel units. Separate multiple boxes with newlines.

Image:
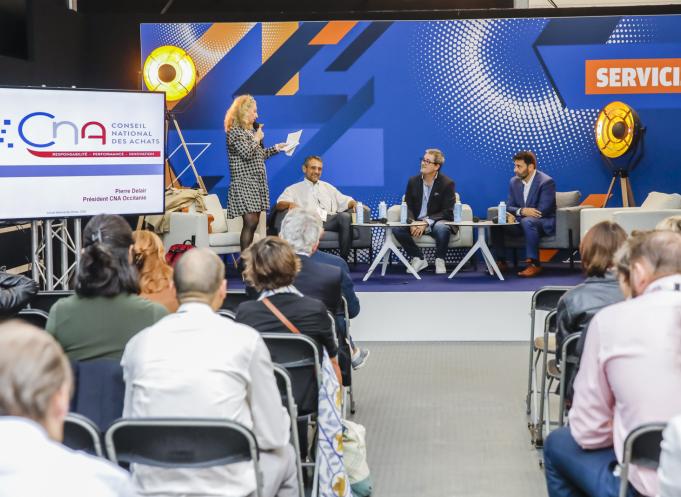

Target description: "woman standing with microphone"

left=224, top=94, right=285, bottom=252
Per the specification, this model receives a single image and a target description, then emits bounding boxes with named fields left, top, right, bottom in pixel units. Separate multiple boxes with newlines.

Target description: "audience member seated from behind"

left=543, top=230, right=681, bottom=497
left=310, top=248, right=360, bottom=320
left=555, top=220, right=626, bottom=400
left=491, top=150, right=556, bottom=277
left=122, top=248, right=297, bottom=497
left=0, top=320, right=135, bottom=496
left=278, top=207, right=369, bottom=371
left=132, top=229, right=178, bottom=312
left=391, top=148, right=456, bottom=275
left=236, top=236, right=342, bottom=384
left=0, top=271, right=38, bottom=320
left=46, top=214, right=167, bottom=361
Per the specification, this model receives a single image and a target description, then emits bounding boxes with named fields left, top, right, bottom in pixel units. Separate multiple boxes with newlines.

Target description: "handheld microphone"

left=253, top=122, right=264, bottom=148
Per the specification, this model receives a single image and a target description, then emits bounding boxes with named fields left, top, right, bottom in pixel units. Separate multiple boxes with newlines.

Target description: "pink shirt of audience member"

left=569, top=274, right=681, bottom=497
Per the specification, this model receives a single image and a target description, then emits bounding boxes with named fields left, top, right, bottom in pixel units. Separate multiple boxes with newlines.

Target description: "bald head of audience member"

left=615, top=230, right=681, bottom=298
left=173, top=248, right=227, bottom=310
left=0, top=321, right=72, bottom=441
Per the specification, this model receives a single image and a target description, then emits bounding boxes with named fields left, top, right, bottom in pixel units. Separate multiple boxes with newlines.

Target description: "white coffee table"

left=444, top=220, right=518, bottom=281
left=354, top=222, right=428, bottom=281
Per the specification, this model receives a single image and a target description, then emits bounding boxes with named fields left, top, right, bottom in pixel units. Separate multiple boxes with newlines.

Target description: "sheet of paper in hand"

left=283, top=130, right=302, bottom=156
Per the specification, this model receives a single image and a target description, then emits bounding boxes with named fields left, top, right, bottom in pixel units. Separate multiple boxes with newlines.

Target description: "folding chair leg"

left=349, top=385, right=356, bottom=415
left=525, top=311, right=537, bottom=415
left=536, top=344, right=549, bottom=447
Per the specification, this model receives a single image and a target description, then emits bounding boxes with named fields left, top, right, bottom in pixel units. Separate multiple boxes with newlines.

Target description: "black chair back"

left=533, top=286, right=572, bottom=312
left=627, top=425, right=665, bottom=470
left=17, top=308, right=49, bottom=328
left=63, top=413, right=103, bottom=457
left=27, top=290, right=74, bottom=313
left=105, top=418, right=259, bottom=469
left=217, top=309, right=236, bottom=320
left=70, top=359, right=125, bottom=431
left=261, top=333, right=321, bottom=417
left=619, top=423, right=666, bottom=497
left=272, top=365, right=305, bottom=497
left=221, top=291, right=251, bottom=312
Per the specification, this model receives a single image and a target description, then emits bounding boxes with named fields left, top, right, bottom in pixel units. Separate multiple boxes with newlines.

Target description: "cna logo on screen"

left=0, top=111, right=160, bottom=159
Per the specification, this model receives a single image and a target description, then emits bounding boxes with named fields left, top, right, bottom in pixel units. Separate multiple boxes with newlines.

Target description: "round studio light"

left=143, top=45, right=196, bottom=102
left=595, top=101, right=642, bottom=159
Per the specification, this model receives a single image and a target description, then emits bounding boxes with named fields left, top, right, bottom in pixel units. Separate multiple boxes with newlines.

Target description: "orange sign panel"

left=585, top=58, right=681, bottom=94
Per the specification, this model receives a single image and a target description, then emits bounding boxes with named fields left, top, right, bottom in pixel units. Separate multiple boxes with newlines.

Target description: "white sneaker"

left=435, top=258, right=446, bottom=274
left=408, top=257, right=428, bottom=273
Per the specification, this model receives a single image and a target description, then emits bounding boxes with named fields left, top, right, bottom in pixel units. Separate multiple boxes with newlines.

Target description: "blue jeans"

left=491, top=216, right=555, bottom=261
left=392, top=222, right=452, bottom=259
left=544, top=427, right=640, bottom=497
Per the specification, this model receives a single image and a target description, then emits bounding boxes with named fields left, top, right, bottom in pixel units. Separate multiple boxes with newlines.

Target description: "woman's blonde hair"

left=133, top=230, right=173, bottom=294
left=0, top=321, right=72, bottom=422
left=224, top=94, right=256, bottom=131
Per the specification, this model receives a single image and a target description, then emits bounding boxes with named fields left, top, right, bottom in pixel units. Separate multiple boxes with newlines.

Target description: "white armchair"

left=387, top=194, right=474, bottom=254
left=162, top=194, right=266, bottom=256
left=580, top=192, right=681, bottom=236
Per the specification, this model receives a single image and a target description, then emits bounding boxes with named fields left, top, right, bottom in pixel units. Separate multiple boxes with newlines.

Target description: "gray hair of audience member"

left=173, top=248, right=225, bottom=303
left=279, top=208, right=323, bottom=255
left=615, top=230, right=681, bottom=294
left=657, top=215, right=681, bottom=234
left=0, top=320, right=72, bottom=423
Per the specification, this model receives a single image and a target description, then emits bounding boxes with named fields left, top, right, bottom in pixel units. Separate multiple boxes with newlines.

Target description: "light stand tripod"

left=166, top=110, right=207, bottom=193
left=601, top=127, right=645, bottom=208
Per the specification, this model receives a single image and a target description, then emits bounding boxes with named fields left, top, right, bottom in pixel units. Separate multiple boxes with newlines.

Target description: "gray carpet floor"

left=349, top=342, right=548, bottom=497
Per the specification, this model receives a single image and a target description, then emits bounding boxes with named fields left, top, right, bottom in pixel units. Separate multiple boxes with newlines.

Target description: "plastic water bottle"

left=378, top=201, right=387, bottom=220
left=356, top=202, right=364, bottom=224
left=454, top=200, right=462, bottom=223
left=498, top=201, right=507, bottom=225
left=400, top=201, right=408, bottom=224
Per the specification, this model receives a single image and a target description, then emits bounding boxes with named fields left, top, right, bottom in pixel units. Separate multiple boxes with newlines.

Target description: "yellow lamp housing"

left=143, top=45, right=196, bottom=102
left=595, top=101, right=641, bottom=159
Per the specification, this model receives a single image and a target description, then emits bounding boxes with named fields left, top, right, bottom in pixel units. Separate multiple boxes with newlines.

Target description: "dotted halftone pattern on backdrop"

left=147, top=23, right=211, bottom=51
left=410, top=19, right=599, bottom=173
left=607, top=17, right=655, bottom=44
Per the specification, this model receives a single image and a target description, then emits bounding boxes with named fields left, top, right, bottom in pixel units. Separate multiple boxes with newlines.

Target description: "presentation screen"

left=0, top=87, right=165, bottom=220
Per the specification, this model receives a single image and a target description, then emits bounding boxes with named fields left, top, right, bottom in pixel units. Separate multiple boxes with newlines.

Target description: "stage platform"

left=226, top=262, right=583, bottom=342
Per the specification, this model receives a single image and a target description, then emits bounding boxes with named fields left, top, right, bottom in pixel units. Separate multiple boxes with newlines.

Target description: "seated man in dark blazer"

left=279, top=208, right=369, bottom=373
left=310, top=250, right=360, bottom=320
left=491, top=150, right=556, bottom=277
left=392, top=148, right=456, bottom=275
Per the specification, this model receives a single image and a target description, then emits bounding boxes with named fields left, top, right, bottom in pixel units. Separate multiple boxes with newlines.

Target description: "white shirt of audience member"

left=121, top=302, right=290, bottom=497
left=0, top=416, right=135, bottom=497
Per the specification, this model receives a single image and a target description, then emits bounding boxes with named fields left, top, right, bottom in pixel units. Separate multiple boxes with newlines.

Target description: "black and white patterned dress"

left=225, top=126, right=279, bottom=218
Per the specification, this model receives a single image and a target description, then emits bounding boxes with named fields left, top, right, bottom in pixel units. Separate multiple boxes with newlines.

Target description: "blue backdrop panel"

left=141, top=16, right=681, bottom=217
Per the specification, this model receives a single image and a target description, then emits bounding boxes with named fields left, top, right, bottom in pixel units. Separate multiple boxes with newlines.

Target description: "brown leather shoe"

left=517, top=264, right=543, bottom=278
left=496, top=260, right=510, bottom=272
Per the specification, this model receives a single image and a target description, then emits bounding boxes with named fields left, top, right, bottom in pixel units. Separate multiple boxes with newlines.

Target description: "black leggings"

left=240, top=212, right=260, bottom=252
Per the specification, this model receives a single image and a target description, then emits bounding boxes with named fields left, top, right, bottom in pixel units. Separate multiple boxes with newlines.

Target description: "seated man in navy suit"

left=392, top=148, right=456, bottom=275
left=491, top=150, right=556, bottom=277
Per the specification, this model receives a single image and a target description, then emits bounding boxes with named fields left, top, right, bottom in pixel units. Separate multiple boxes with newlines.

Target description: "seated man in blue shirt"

left=491, top=150, right=556, bottom=277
